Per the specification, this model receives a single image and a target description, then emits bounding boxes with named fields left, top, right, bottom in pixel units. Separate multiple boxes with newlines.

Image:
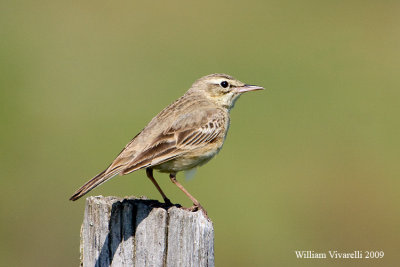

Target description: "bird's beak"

left=237, top=84, right=265, bottom=93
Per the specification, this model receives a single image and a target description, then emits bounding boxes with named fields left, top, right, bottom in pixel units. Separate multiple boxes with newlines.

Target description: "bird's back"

left=106, top=92, right=229, bottom=175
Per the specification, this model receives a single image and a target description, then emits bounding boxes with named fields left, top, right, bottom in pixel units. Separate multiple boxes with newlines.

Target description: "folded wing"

left=118, top=107, right=226, bottom=174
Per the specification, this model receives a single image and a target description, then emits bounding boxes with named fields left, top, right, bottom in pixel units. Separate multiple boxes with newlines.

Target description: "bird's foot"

left=160, top=198, right=176, bottom=208
left=164, top=198, right=173, bottom=206
left=185, top=203, right=209, bottom=220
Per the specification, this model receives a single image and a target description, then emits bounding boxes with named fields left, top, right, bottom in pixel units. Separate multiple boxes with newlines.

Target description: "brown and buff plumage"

left=70, top=74, right=263, bottom=215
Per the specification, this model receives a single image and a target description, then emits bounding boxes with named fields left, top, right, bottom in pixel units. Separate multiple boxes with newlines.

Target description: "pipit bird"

left=70, top=74, right=263, bottom=216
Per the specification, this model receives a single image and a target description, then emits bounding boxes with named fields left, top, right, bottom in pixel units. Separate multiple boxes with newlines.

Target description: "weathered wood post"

left=80, top=196, right=214, bottom=267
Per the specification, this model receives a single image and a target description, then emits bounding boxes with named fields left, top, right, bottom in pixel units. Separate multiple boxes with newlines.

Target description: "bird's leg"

left=169, top=173, right=208, bottom=218
left=146, top=168, right=172, bottom=206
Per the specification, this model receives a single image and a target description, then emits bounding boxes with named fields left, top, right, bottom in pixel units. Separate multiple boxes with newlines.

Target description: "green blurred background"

left=1, top=1, right=399, bottom=266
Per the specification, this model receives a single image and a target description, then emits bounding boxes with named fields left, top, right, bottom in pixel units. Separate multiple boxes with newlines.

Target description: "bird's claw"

left=160, top=198, right=179, bottom=209
left=184, top=203, right=209, bottom=220
left=164, top=198, right=173, bottom=206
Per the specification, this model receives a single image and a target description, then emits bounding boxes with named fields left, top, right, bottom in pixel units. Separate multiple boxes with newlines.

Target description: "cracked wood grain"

left=80, top=196, right=214, bottom=267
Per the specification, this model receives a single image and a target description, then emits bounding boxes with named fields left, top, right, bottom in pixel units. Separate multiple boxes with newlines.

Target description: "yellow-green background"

left=1, top=1, right=399, bottom=266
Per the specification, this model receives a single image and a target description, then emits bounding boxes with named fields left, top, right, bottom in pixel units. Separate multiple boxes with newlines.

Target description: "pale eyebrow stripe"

left=210, top=78, right=229, bottom=84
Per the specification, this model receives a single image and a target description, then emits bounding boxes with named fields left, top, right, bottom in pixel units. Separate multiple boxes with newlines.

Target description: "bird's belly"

left=153, top=147, right=219, bottom=173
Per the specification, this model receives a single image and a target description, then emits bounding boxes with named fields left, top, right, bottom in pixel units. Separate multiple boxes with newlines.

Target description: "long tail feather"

left=69, top=169, right=120, bottom=201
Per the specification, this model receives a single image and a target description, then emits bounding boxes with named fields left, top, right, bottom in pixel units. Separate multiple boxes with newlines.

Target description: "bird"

left=69, top=73, right=264, bottom=216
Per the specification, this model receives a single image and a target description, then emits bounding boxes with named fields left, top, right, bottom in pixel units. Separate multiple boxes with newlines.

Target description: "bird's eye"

left=220, top=81, right=229, bottom=88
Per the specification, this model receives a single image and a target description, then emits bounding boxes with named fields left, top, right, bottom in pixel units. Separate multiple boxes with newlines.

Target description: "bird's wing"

left=115, top=107, right=227, bottom=175
left=69, top=107, right=226, bottom=201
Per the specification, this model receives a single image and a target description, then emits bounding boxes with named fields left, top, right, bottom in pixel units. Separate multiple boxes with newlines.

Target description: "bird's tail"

left=69, top=168, right=120, bottom=201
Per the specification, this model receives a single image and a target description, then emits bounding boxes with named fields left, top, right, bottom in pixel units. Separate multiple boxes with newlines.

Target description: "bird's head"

left=189, top=73, right=264, bottom=109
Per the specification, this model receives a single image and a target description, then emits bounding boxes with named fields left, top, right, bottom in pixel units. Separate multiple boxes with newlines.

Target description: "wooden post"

left=80, top=196, right=214, bottom=267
